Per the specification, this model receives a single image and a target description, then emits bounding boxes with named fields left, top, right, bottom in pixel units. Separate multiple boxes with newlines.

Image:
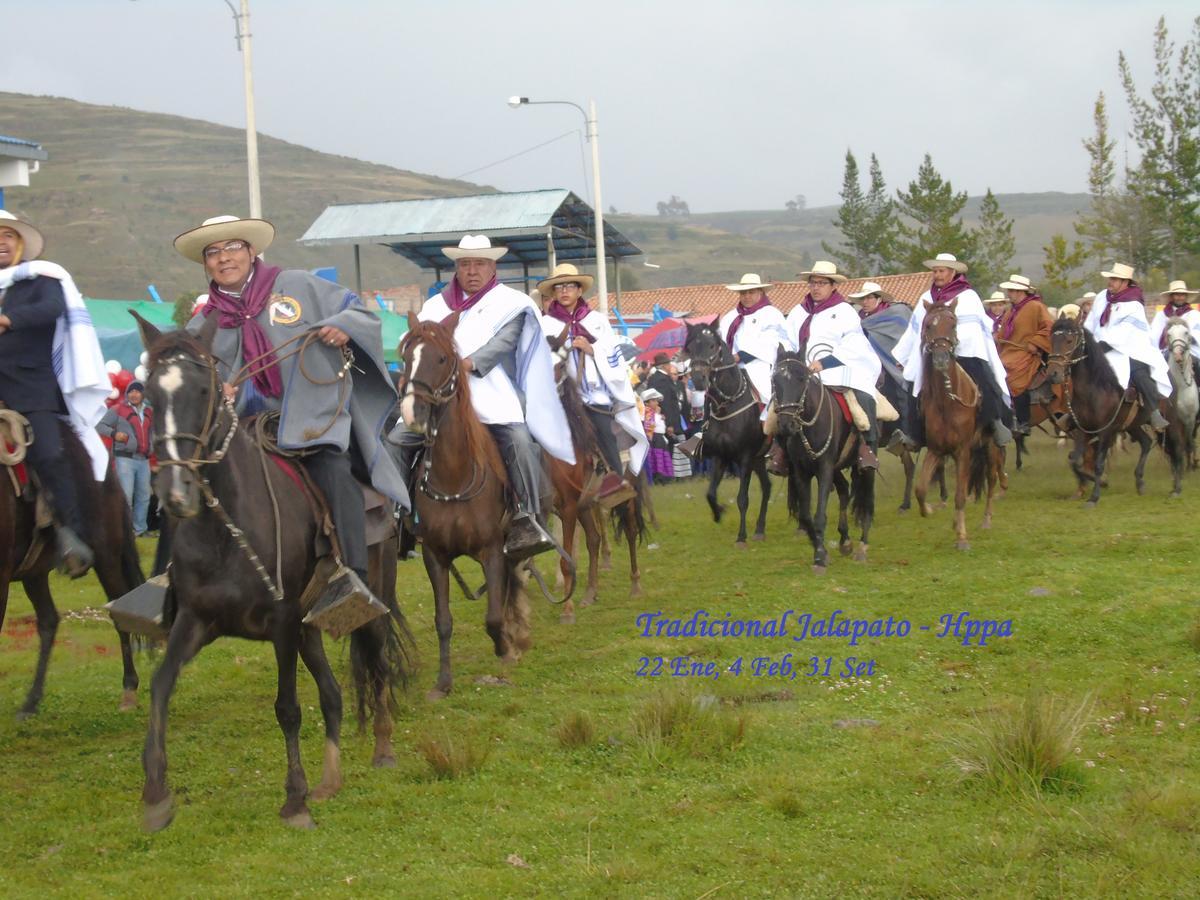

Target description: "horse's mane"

left=556, top=372, right=601, bottom=463
left=1052, top=318, right=1121, bottom=394
left=404, top=321, right=506, bottom=485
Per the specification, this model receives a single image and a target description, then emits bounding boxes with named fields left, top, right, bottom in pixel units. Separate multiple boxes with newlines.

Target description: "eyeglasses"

left=554, top=282, right=581, bottom=290
left=809, top=279, right=834, bottom=287
left=203, top=240, right=250, bottom=260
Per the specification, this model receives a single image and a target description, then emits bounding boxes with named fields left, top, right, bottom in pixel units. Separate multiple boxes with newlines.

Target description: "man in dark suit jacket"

left=0, top=211, right=93, bottom=576
left=644, top=353, right=683, bottom=439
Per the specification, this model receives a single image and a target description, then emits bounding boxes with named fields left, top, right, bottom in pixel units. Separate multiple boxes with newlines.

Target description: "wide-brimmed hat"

left=725, top=273, right=774, bottom=292
left=1160, top=280, right=1199, bottom=298
left=442, top=234, right=508, bottom=261
left=1058, top=303, right=1081, bottom=320
left=999, top=274, right=1036, bottom=292
left=652, top=352, right=670, bottom=367
left=984, top=291, right=1009, bottom=305
left=923, top=252, right=968, bottom=274
left=797, top=260, right=847, bottom=284
left=0, top=209, right=44, bottom=260
left=538, top=263, right=594, bottom=297
left=174, top=215, right=275, bottom=264
left=641, top=388, right=664, bottom=402
left=1100, top=262, right=1135, bottom=281
left=848, top=281, right=894, bottom=302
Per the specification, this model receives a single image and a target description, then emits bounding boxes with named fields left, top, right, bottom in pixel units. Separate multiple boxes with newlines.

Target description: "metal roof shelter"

left=298, top=189, right=642, bottom=295
left=0, top=135, right=49, bottom=208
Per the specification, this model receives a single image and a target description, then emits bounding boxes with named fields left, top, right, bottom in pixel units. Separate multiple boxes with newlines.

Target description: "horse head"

left=1165, top=317, right=1192, bottom=367
left=397, top=313, right=462, bottom=436
left=683, top=322, right=726, bottom=391
left=771, top=342, right=815, bottom=419
left=1046, top=317, right=1085, bottom=385
left=132, top=310, right=229, bottom=518
left=921, top=300, right=958, bottom=373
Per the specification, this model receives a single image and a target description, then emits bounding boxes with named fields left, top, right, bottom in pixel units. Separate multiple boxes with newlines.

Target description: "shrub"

left=415, top=730, right=491, bottom=780
left=554, top=710, right=597, bottom=749
left=630, top=691, right=747, bottom=764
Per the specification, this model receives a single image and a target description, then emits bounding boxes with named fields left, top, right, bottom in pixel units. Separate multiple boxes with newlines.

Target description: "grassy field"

left=2, top=433, right=1199, bottom=898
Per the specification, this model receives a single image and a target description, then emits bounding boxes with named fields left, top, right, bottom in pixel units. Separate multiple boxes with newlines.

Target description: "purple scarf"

left=1159, top=301, right=1193, bottom=347
left=987, top=309, right=1003, bottom=333
left=1001, top=293, right=1042, bottom=341
left=725, top=294, right=773, bottom=348
left=859, top=300, right=891, bottom=321
left=795, top=291, right=847, bottom=346
left=1100, top=283, right=1143, bottom=326
left=442, top=274, right=498, bottom=312
left=546, top=299, right=596, bottom=344
left=930, top=274, right=972, bottom=305
left=202, top=259, right=284, bottom=397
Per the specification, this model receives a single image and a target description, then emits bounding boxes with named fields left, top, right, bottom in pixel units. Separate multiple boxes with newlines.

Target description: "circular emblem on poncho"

left=269, top=296, right=302, bottom=325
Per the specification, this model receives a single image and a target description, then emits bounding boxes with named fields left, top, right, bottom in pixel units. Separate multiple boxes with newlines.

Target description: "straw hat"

left=725, top=273, right=774, bottom=292
left=538, top=262, right=594, bottom=297
left=174, top=215, right=275, bottom=264
left=848, top=281, right=894, bottom=302
left=0, top=209, right=45, bottom=260
left=922, top=252, right=968, bottom=274
left=1058, top=304, right=1081, bottom=320
left=1100, top=262, right=1135, bottom=281
left=641, top=388, right=664, bottom=402
left=998, top=274, right=1036, bottom=292
left=797, top=260, right=847, bottom=284
left=984, top=291, right=1009, bottom=305
left=1160, top=280, right=1199, bottom=298
left=442, top=234, right=508, bottom=261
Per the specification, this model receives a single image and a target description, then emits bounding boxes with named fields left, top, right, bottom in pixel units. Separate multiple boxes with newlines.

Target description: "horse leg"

left=915, top=451, right=940, bottom=517
left=833, top=469, right=852, bottom=556
left=1086, top=441, right=1110, bottom=507
left=953, top=446, right=971, bottom=550
left=751, top=460, right=771, bottom=541
left=811, top=468, right=833, bottom=573
left=423, top=549, right=454, bottom=700
left=898, top=449, right=916, bottom=513
left=298, top=625, right=343, bottom=802
left=91, top=531, right=141, bottom=710
left=481, top=548, right=512, bottom=661
left=981, top=443, right=1000, bottom=530
left=578, top=505, right=602, bottom=608
left=141, top=609, right=209, bottom=832
left=853, top=467, right=874, bottom=562
left=558, top=505, right=579, bottom=624
left=791, top=471, right=816, bottom=545
left=733, top=467, right=752, bottom=547
left=1133, top=429, right=1152, bottom=496
left=706, top=459, right=726, bottom=524
left=622, top=500, right=643, bottom=598
left=16, top=575, right=58, bottom=720
left=273, top=632, right=314, bottom=829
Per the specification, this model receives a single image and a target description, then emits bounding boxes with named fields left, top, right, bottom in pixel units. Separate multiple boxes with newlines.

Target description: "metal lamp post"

left=223, top=0, right=262, bottom=219
left=508, top=96, right=608, bottom=315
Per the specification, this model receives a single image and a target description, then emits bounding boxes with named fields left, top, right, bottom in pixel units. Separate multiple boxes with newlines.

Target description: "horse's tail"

left=968, top=441, right=990, bottom=500
left=350, top=534, right=416, bottom=731
left=850, top=465, right=874, bottom=530
left=611, top=476, right=649, bottom=546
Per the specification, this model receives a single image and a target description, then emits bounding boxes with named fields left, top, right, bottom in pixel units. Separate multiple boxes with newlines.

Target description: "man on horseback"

left=718, top=274, right=788, bottom=418
left=174, top=214, right=409, bottom=611
left=1150, top=280, right=1200, bottom=385
left=1083, top=262, right=1171, bottom=432
left=891, top=252, right=1014, bottom=452
left=0, top=210, right=111, bottom=578
left=539, top=263, right=647, bottom=504
left=401, top=234, right=574, bottom=561
left=850, top=281, right=913, bottom=456
left=994, top=274, right=1053, bottom=436
left=784, top=261, right=882, bottom=470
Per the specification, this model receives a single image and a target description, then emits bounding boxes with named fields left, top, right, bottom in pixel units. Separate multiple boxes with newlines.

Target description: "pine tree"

left=894, top=153, right=976, bottom=272
left=971, top=189, right=1016, bottom=295
left=1040, top=234, right=1090, bottom=306
left=821, top=149, right=871, bottom=274
left=862, top=154, right=900, bottom=274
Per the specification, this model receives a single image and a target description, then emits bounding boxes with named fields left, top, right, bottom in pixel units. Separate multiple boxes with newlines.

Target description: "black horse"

left=683, top=322, right=771, bottom=546
left=772, top=345, right=875, bottom=571
left=0, top=420, right=144, bottom=717
left=134, top=314, right=413, bottom=832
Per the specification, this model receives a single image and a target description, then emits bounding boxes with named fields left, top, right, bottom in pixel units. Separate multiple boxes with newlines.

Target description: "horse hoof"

left=1084, top=501, right=1098, bottom=509
left=1136, top=483, right=1145, bottom=495
left=119, top=690, right=137, bottom=712
left=426, top=688, right=450, bottom=702
left=373, top=753, right=397, bottom=769
left=599, top=558, right=613, bottom=572
left=579, top=589, right=597, bottom=608
left=812, top=565, right=826, bottom=575
left=980, top=519, right=992, bottom=530
left=897, top=506, right=909, bottom=515
left=310, top=782, right=342, bottom=802
left=839, top=542, right=853, bottom=557
left=920, top=505, right=934, bottom=517
left=751, top=532, right=765, bottom=542
left=1170, top=490, right=1182, bottom=499
left=559, top=612, right=576, bottom=625
left=734, top=541, right=747, bottom=550
left=935, top=501, right=948, bottom=510
left=628, top=582, right=643, bottom=598
left=142, top=796, right=175, bottom=833
left=955, top=541, right=970, bottom=551
left=283, top=810, right=316, bottom=830
left=15, top=707, right=36, bottom=722
left=853, top=551, right=867, bottom=563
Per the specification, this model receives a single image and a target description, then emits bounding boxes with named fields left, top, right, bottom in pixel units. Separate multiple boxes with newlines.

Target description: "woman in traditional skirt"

left=641, top=388, right=674, bottom=483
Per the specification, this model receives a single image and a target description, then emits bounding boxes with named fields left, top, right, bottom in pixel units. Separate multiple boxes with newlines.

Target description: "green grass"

left=2, top=432, right=1199, bottom=897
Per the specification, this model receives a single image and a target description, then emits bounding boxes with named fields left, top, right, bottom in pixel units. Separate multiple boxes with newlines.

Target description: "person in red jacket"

left=97, top=380, right=153, bottom=536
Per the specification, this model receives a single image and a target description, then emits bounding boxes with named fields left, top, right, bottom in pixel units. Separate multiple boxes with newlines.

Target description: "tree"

left=894, top=153, right=976, bottom=271
left=861, top=153, right=900, bottom=274
left=656, top=195, right=691, bottom=216
left=1040, top=234, right=1090, bottom=306
left=821, top=150, right=871, bottom=274
left=971, top=189, right=1016, bottom=294
left=1118, top=15, right=1200, bottom=272
left=1075, top=92, right=1122, bottom=262
left=173, top=291, right=198, bottom=329
left=784, top=193, right=807, bottom=213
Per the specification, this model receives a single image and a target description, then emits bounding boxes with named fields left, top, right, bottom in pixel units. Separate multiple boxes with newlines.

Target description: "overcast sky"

left=4, top=1, right=1194, bottom=213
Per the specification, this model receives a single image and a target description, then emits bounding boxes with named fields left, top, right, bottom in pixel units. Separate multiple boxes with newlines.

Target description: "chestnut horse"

left=915, top=302, right=1005, bottom=549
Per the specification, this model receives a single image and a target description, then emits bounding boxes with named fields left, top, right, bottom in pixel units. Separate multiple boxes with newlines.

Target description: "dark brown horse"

left=135, top=316, right=412, bottom=832
left=398, top=317, right=532, bottom=700
left=684, top=322, right=771, bottom=546
left=916, top=302, right=1005, bottom=549
left=772, top=345, right=875, bottom=572
left=1045, top=316, right=1154, bottom=505
left=0, top=420, right=144, bottom=718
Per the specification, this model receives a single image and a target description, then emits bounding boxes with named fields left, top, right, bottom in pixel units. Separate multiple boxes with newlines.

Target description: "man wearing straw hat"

left=784, top=261, right=882, bottom=469
left=850, top=280, right=913, bottom=453
left=1150, top=280, right=1200, bottom=383
left=983, top=291, right=1009, bottom=333
left=995, top=274, right=1053, bottom=436
left=891, top=252, right=1013, bottom=451
left=717, top=274, right=789, bottom=420
left=539, top=262, right=645, bottom=505
left=1083, top=262, right=1170, bottom=431
left=0, top=210, right=112, bottom=577
left=173, top=214, right=410, bottom=611
left=404, top=234, right=574, bottom=560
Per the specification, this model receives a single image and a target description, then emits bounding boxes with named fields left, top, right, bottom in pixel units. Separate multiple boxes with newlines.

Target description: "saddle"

left=0, top=407, right=73, bottom=576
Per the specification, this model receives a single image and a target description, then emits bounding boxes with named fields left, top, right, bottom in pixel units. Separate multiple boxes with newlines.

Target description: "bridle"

left=152, top=351, right=239, bottom=472
left=1166, top=327, right=1194, bottom=387
left=688, top=337, right=756, bottom=421
left=1047, top=322, right=1087, bottom=370
left=1046, top=322, right=1128, bottom=436
left=922, top=307, right=979, bottom=409
left=772, top=355, right=833, bottom=457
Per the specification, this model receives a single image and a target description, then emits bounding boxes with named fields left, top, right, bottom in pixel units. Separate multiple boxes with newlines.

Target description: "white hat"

left=174, top=215, right=275, bottom=264
left=1057, top=303, right=1081, bottom=320
left=797, top=260, right=847, bottom=284
left=998, top=274, right=1035, bottom=292
left=1082, top=291, right=1097, bottom=299
left=848, top=281, right=894, bottom=302
left=0, top=209, right=44, bottom=260
left=923, top=252, right=968, bottom=274
left=984, top=291, right=1008, bottom=305
left=442, top=234, right=508, bottom=261
left=724, top=273, right=773, bottom=292
left=1100, top=262, right=1135, bottom=281
left=1160, top=280, right=1199, bottom=298
left=641, top=388, right=664, bottom=402
left=538, top=262, right=594, bottom=297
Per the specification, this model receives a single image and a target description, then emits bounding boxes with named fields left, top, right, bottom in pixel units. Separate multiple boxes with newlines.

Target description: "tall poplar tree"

left=894, top=154, right=975, bottom=271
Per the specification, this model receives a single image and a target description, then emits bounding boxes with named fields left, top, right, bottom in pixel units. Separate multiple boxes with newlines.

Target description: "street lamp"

left=223, top=0, right=262, bottom=219
left=508, top=95, right=609, bottom=315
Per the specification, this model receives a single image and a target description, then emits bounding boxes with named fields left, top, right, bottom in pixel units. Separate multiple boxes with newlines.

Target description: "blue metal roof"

left=298, top=189, right=641, bottom=271
left=0, top=135, right=48, bottom=161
